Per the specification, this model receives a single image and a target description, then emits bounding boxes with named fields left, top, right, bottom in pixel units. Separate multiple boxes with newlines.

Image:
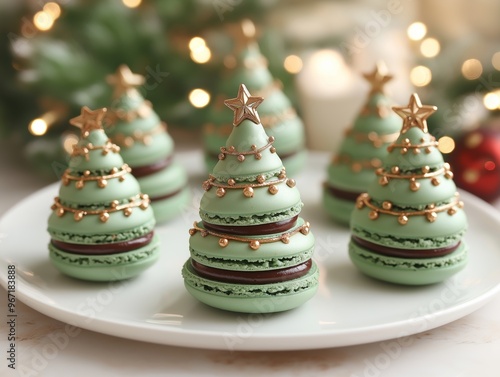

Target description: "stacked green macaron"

left=47, top=106, right=160, bottom=281
left=183, top=84, right=318, bottom=313
left=104, top=65, right=190, bottom=224
left=349, top=94, right=468, bottom=285
left=324, top=64, right=401, bottom=225
left=203, top=40, right=307, bottom=176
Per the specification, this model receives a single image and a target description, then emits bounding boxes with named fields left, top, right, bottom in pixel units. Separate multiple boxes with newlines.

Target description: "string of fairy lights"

left=24, top=3, right=500, bottom=160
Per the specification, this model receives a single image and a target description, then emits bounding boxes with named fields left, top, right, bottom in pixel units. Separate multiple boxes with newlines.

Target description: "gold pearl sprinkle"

left=188, top=228, right=196, bottom=236
left=219, top=238, right=229, bottom=247
left=228, top=146, right=235, bottom=152
left=97, top=179, right=107, bottom=188
left=448, top=208, right=457, bottom=215
left=268, top=185, right=278, bottom=194
left=119, top=176, right=125, bottom=182
left=83, top=170, right=91, bottom=176
left=75, top=180, right=84, bottom=189
left=413, top=148, right=421, bottom=154
left=356, top=199, right=365, bottom=209
left=255, top=152, right=262, bottom=160
left=110, top=200, right=119, bottom=208
left=237, top=154, right=245, bottom=162
left=425, top=147, right=432, bottom=153
left=301, top=226, right=310, bottom=235
left=74, top=211, right=84, bottom=221
left=398, top=215, right=408, bottom=225
left=379, top=176, right=389, bottom=186
left=270, top=147, right=276, bottom=154
left=401, top=147, right=408, bottom=154
left=382, top=201, right=392, bottom=210
left=251, top=144, right=257, bottom=150
left=268, top=136, right=275, bottom=142
left=216, top=187, right=226, bottom=197
left=218, top=153, right=225, bottom=160
left=445, top=171, right=454, bottom=179
left=257, top=175, right=265, bottom=183
left=458, top=201, right=464, bottom=208
left=139, top=200, right=149, bottom=210
left=243, top=187, right=254, bottom=198
left=250, top=240, right=260, bottom=250
left=426, top=212, right=437, bottom=222
left=123, top=208, right=132, bottom=217
left=410, top=179, right=420, bottom=192
left=391, top=166, right=400, bottom=174
left=111, top=167, right=118, bottom=174
left=286, top=179, right=296, bottom=188
left=281, top=236, right=290, bottom=244
left=99, top=212, right=110, bottom=223
left=422, top=166, right=430, bottom=173
left=369, top=210, right=379, bottom=220
left=431, top=177, right=440, bottom=186
left=228, top=178, right=236, bottom=186
left=202, top=180, right=212, bottom=191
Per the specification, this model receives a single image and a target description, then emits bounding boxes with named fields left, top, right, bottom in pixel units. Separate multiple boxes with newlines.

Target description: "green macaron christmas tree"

left=104, top=65, right=190, bottom=224
left=323, top=63, right=401, bottom=225
left=349, top=93, right=468, bottom=285
left=183, top=84, right=318, bottom=313
left=47, top=106, right=160, bottom=281
left=203, top=24, right=307, bottom=176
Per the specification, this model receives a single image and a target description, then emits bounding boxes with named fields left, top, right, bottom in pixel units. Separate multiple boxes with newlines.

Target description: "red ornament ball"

left=449, top=123, right=500, bottom=202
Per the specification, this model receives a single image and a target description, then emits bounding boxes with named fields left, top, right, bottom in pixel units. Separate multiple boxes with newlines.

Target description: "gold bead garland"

left=344, top=128, right=399, bottom=148
left=105, top=100, right=153, bottom=125
left=188, top=221, right=311, bottom=250
left=355, top=192, right=464, bottom=225
left=333, top=154, right=383, bottom=172
left=218, top=136, right=275, bottom=162
left=72, top=140, right=121, bottom=161
left=202, top=169, right=293, bottom=198
left=50, top=194, right=150, bottom=223
left=387, top=136, right=438, bottom=155
left=376, top=163, right=453, bottom=191
left=108, top=122, right=167, bottom=148
left=62, top=164, right=132, bottom=190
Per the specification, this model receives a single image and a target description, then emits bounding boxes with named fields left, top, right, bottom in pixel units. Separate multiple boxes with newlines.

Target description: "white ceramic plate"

left=1, top=151, right=500, bottom=351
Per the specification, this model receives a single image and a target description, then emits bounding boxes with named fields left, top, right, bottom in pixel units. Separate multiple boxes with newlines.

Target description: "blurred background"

left=1, top=0, right=500, bottom=201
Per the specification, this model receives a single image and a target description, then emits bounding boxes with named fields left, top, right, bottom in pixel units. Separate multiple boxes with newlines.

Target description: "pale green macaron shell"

left=324, top=94, right=401, bottom=225
left=202, top=119, right=302, bottom=226
left=105, top=92, right=190, bottom=223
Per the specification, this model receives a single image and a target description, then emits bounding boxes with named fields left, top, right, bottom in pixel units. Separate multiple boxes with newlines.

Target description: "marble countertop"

left=1, top=141, right=500, bottom=377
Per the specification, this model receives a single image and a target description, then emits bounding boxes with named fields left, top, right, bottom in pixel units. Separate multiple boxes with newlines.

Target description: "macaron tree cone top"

left=323, top=63, right=401, bottom=225
left=104, top=65, right=190, bottom=223
left=47, top=106, right=160, bottom=281
left=203, top=21, right=307, bottom=176
left=349, top=93, right=468, bottom=285
left=183, top=84, right=318, bottom=313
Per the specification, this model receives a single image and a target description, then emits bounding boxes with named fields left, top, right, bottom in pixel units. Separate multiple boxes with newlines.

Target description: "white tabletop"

left=1, top=140, right=500, bottom=377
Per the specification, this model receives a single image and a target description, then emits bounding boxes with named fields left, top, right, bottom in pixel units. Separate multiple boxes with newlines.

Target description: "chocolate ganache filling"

left=51, top=231, right=154, bottom=255
left=351, top=235, right=461, bottom=258
left=191, top=259, right=312, bottom=284
left=131, top=155, right=172, bottom=178
left=202, top=215, right=298, bottom=236
left=325, top=184, right=362, bottom=202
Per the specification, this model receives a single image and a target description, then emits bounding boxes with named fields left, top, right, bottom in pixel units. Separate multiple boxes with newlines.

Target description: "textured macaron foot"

left=349, top=239, right=468, bottom=285
left=182, top=259, right=319, bottom=313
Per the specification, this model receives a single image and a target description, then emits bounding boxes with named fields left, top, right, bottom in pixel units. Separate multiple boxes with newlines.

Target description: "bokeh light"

left=43, top=2, right=61, bottom=19
left=483, top=92, right=500, bottom=110
left=492, top=52, right=500, bottom=71
left=122, top=0, right=142, bottom=8
left=29, top=118, right=48, bottom=136
left=420, top=38, right=440, bottom=58
left=62, top=134, right=79, bottom=155
left=407, top=22, right=427, bottom=41
left=33, top=11, right=54, bottom=31
left=410, top=65, right=432, bottom=87
left=283, top=55, right=303, bottom=74
left=189, top=89, right=210, bottom=108
left=461, top=59, right=483, bottom=80
left=438, top=136, right=455, bottom=154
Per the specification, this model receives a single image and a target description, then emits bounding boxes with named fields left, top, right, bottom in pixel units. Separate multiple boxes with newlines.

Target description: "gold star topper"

left=70, top=106, right=107, bottom=138
left=392, top=93, right=437, bottom=134
left=224, top=84, right=264, bottom=126
left=363, top=62, right=393, bottom=95
left=106, top=65, right=145, bottom=98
